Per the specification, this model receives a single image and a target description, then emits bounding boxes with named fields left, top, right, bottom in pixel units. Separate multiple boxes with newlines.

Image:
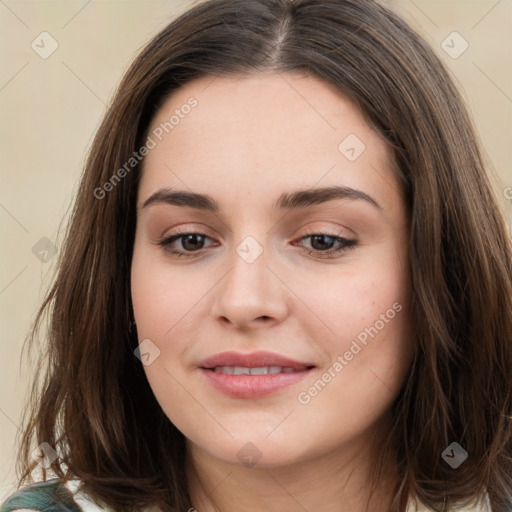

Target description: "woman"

left=2, top=0, right=511, bottom=511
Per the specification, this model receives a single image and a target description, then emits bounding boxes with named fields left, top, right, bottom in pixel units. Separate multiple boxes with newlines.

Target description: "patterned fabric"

left=0, top=478, right=493, bottom=512
left=0, top=480, right=107, bottom=512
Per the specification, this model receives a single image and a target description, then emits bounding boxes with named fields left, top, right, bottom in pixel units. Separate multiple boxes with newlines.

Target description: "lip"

left=199, top=350, right=315, bottom=399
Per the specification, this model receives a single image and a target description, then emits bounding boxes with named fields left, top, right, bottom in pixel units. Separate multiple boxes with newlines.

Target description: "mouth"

left=199, top=351, right=316, bottom=398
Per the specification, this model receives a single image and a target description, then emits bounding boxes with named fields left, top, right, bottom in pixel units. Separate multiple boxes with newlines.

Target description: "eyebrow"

left=141, top=185, right=381, bottom=211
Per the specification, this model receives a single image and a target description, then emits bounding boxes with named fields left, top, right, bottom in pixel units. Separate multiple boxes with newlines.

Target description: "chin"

left=186, top=426, right=321, bottom=471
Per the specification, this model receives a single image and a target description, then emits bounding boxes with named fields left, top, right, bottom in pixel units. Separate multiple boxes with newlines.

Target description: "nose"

left=211, top=240, right=289, bottom=331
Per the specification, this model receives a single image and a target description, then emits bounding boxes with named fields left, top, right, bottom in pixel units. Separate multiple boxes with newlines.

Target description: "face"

left=131, top=72, right=413, bottom=469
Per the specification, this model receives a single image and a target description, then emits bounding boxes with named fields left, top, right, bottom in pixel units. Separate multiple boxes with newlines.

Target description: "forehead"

left=138, top=72, right=399, bottom=213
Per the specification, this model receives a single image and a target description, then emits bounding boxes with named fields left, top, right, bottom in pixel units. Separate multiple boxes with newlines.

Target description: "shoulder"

left=0, top=479, right=110, bottom=512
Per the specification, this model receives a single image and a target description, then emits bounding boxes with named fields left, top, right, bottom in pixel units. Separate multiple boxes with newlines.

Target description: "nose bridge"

left=212, top=233, right=288, bottom=327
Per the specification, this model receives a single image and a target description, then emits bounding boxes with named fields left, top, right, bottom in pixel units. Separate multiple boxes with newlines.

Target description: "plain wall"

left=1, top=0, right=511, bottom=498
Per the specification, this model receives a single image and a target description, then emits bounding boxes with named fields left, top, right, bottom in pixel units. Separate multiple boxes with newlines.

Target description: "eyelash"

left=156, top=230, right=358, bottom=259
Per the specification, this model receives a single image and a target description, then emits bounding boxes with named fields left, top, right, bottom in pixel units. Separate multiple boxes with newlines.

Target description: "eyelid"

left=159, top=223, right=218, bottom=240
left=293, top=219, right=356, bottom=239
left=298, top=226, right=350, bottom=239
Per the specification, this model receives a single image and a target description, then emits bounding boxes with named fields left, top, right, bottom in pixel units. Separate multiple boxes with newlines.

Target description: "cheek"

left=130, top=242, right=206, bottom=340
left=130, top=244, right=189, bottom=389
left=130, top=248, right=205, bottom=433
left=290, top=292, right=412, bottom=453
left=291, top=247, right=410, bottom=344
left=291, top=246, right=413, bottom=403
left=291, top=259, right=411, bottom=407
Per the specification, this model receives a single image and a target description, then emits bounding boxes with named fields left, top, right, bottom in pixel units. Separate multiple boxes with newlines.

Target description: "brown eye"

left=179, top=234, right=207, bottom=251
left=157, top=232, right=216, bottom=257
left=309, top=234, right=336, bottom=251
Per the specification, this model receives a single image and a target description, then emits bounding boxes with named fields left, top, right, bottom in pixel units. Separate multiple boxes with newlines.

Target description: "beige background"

left=1, top=0, right=511, bottom=498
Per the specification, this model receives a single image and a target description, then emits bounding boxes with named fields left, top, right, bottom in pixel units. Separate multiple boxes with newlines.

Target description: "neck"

left=185, top=423, right=398, bottom=512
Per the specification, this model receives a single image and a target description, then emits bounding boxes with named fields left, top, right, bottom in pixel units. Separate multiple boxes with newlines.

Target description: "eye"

left=155, top=230, right=358, bottom=259
left=293, top=232, right=358, bottom=258
left=156, top=232, right=217, bottom=257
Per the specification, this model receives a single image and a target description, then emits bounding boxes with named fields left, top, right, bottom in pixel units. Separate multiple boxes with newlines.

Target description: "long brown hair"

left=16, top=0, right=512, bottom=511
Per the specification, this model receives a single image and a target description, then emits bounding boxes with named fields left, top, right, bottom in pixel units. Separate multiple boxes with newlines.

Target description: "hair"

left=15, top=0, right=512, bottom=511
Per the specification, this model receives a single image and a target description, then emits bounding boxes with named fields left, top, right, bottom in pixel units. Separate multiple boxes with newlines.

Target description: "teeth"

left=213, top=366, right=298, bottom=375
left=214, top=366, right=235, bottom=374
left=248, top=367, right=268, bottom=375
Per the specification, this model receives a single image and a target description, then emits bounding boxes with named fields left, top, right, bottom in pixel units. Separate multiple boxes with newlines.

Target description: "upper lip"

left=199, top=351, right=315, bottom=370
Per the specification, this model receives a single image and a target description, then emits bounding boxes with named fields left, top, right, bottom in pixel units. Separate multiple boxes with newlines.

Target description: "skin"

left=131, top=71, right=414, bottom=512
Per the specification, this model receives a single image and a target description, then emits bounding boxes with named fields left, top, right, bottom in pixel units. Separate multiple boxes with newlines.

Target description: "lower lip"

left=200, top=368, right=313, bottom=398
